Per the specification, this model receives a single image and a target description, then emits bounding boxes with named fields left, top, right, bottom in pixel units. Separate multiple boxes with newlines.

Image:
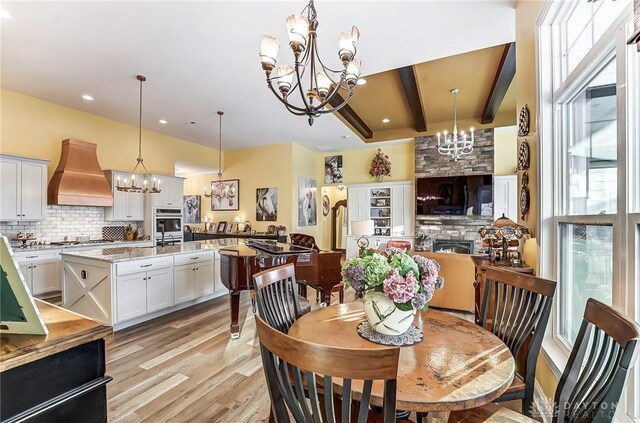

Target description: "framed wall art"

left=298, top=176, right=317, bottom=226
left=324, top=155, right=343, bottom=184
left=256, top=187, right=278, bottom=221
left=183, top=195, right=201, bottom=224
left=211, top=179, right=239, bottom=211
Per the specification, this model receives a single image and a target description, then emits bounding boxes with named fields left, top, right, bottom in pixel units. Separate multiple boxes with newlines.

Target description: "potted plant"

left=276, top=225, right=287, bottom=237
left=369, top=148, right=392, bottom=181
left=342, top=247, right=444, bottom=335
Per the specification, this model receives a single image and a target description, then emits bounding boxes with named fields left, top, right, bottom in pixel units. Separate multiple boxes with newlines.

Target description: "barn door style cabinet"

left=346, top=181, right=414, bottom=258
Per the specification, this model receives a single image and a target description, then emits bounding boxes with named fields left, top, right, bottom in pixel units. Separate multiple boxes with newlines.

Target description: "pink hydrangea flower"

left=383, top=269, right=418, bottom=303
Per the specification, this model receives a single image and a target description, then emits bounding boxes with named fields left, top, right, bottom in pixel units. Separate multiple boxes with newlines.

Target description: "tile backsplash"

left=0, top=205, right=141, bottom=243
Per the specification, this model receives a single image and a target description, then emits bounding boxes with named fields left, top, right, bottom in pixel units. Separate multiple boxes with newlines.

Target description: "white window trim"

left=537, top=1, right=637, bottom=421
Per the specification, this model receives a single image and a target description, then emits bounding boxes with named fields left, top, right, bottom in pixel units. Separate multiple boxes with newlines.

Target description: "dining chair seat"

left=448, top=402, right=534, bottom=423
left=502, top=374, right=525, bottom=396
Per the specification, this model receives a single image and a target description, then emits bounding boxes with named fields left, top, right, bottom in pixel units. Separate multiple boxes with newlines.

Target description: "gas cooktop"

left=49, top=239, right=115, bottom=246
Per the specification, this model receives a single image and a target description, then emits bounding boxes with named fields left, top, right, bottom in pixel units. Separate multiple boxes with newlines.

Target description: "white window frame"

left=537, top=1, right=638, bottom=421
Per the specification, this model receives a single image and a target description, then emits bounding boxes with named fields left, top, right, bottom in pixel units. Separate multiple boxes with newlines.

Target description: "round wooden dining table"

left=288, top=302, right=515, bottom=415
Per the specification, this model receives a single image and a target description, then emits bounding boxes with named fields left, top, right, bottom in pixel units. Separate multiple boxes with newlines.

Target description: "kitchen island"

left=61, top=240, right=242, bottom=331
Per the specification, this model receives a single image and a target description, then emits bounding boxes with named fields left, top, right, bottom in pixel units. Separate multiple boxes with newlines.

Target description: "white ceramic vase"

left=363, top=291, right=416, bottom=335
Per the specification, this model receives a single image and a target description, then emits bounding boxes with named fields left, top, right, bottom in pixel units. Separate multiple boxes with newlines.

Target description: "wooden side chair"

left=253, top=263, right=311, bottom=333
left=255, top=314, right=403, bottom=423
left=481, top=268, right=556, bottom=415
left=416, top=267, right=556, bottom=423
left=448, top=298, right=640, bottom=423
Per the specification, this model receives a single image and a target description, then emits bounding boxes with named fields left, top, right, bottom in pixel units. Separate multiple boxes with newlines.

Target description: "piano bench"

left=315, top=282, right=345, bottom=305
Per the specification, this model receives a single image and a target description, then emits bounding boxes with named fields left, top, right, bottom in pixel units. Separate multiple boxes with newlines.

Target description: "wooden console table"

left=471, top=256, right=534, bottom=325
left=1, top=300, right=112, bottom=422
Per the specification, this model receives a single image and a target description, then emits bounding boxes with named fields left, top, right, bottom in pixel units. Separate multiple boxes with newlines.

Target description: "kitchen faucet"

left=159, top=223, right=165, bottom=247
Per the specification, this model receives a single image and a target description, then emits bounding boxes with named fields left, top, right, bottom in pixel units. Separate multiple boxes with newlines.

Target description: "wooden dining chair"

left=255, top=314, right=402, bottom=423
left=448, top=298, right=640, bottom=423
left=253, top=263, right=311, bottom=333
left=480, top=268, right=556, bottom=416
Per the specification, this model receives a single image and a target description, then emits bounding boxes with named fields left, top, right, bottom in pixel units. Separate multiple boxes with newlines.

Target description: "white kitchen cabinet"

left=104, top=170, right=145, bottom=221
left=194, top=260, right=214, bottom=297
left=146, top=267, right=173, bottom=313
left=0, top=155, right=48, bottom=221
left=116, top=272, right=147, bottom=322
left=14, top=250, right=62, bottom=295
left=494, top=175, right=518, bottom=221
left=149, top=174, right=184, bottom=208
left=213, top=251, right=223, bottom=292
left=347, top=186, right=368, bottom=225
left=174, top=264, right=196, bottom=304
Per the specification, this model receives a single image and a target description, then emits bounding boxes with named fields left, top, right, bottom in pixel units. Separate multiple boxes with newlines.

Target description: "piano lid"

left=218, top=241, right=313, bottom=257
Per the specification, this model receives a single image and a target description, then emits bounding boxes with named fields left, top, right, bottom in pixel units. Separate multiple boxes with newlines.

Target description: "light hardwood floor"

left=105, top=292, right=272, bottom=422
left=45, top=292, right=492, bottom=423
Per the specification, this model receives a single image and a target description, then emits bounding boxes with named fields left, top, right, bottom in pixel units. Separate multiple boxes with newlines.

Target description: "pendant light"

left=116, top=75, right=161, bottom=193
left=204, top=111, right=235, bottom=200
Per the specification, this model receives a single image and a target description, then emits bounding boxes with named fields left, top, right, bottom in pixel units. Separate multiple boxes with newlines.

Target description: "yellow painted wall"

left=183, top=143, right=294, bottom=234
left=0, top=89, right=220, bottom=177
left=536, top=354, right=559, bottom=402
left=333, top=141, right=415, bottom=185
left=494, top=125, right=518, bottom=176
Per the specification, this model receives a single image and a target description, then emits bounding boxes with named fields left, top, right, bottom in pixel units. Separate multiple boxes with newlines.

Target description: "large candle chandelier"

left=437, top=88, right=475, bottom=162
left=259, top=0, right=362, bottom=126
left=204, top=111, right=235, bottom=201
left=116, top=75, right=161, bottom=194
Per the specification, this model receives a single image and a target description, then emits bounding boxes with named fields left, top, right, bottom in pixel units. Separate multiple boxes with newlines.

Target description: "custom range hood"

left=48, top=139, right=114, bottom=206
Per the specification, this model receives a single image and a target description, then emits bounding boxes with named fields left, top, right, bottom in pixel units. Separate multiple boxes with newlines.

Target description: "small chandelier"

left=437, top=88, right=475, bottom=162
left=116, top=75, right=161, bottom=194
left=259, top=0, right=362, bottom=126
left=204, top=111, right=235, bottom=200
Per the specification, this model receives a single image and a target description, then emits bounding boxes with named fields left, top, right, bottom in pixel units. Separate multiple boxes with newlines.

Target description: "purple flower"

left=383, top=269, right=418, bottom=303
left=411, top=292, right=428, bottom=309
left=421, top=276, right=435, bottom=301
left=382, top=246, right=407, bottom=258
left=413, top=255, right=441, bottom=280
left=434, top=276, right=445, bottom=290
left=344, top=264, right=365, bottom=283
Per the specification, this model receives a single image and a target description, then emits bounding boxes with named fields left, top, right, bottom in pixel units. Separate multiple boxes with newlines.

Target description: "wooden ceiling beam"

left=481, top=42, right=516, bottom=124
left=328, top=93, right=373, bottom=140
left=398, top=66, right=427, bottom=132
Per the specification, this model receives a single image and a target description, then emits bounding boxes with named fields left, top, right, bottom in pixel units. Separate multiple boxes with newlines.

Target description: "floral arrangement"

left=342, top=247, right=444, bottom=311
left=275, top=224, right=287, bottom=231
left=369, top=148, right=392, bottom=178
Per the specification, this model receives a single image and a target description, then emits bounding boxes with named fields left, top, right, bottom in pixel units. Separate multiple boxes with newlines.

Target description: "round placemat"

left=356, top=321, right=423, bottom=346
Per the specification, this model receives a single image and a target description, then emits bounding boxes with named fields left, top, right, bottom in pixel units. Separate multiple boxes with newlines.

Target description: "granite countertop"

left=10, top=239, right=152, bottom=253
left=59, top=239, right=245, bottom=263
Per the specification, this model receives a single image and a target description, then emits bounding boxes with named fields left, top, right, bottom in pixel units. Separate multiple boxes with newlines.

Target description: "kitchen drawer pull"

left=140, top=264, right=152, bottom=268
left=190, top=257, right=200, bottom=260
left=26, top=256, right=38, bottom=259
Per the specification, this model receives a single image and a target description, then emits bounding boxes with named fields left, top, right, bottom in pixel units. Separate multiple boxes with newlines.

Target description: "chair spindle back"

left=253, top=263, right=304, bottom=333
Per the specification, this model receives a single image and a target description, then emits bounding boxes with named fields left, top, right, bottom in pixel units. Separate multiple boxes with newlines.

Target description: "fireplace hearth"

left=432, top=239, right=474, bottom=254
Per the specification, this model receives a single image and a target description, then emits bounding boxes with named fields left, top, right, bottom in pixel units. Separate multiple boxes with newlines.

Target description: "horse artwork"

left=256, top=187, right=278, bottom=221
left=183, top=195, right=201, bottom=224
left=298, top=176, right=317, bottom=226
left=324, top=155, right=343, bottom=184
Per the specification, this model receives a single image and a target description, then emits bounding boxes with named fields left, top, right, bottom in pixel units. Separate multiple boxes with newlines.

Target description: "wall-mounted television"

left=416, top=175, right=493, bottom=216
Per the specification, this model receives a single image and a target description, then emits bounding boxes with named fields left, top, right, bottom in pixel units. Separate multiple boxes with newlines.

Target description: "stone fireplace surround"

left=414, top=129, right=494, bottom=253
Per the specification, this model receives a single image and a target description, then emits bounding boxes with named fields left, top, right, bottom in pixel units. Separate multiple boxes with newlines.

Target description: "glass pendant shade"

left=345, top=59, right=361, bottom=85
left=276, top=65, right=295, bottom=93
left=260, top=35, right=280, bottom=69
left=316, top=72, right=332, bottom=98
left=285, top=14, right=309, bottom=49
left=338, top=26, right=360, bottom=61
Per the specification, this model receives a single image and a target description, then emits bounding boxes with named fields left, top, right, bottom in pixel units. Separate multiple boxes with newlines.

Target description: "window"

left=539, top=0, right=638, bottom=419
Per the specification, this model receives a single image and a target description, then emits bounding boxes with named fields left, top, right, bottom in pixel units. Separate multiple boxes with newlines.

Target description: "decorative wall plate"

left=518, top=139, right=530, bottom=170
left=520, top=171, right=530, bottom=221
left=322, top=194, right=330, bottom=216
left=518, top=104, right=530, bottom=136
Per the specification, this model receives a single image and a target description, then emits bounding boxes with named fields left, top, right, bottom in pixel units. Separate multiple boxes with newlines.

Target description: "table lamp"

left=201, top=216, right=211, bottom=232
left=351, top=220, right=375, bottom=249
left=478, top=214, right=532, bottom=266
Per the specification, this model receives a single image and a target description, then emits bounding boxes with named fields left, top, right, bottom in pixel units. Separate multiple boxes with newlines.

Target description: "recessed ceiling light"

left=382, top=118, right=390, bottom=123
left=1, top=10, right=11, bottom=20
left=341, top=135, right=351, bottom=139
left=357, top=78, right=367, bottom=85
left=159, top=119, right=168, bottom=124
left=82, top=94, right=94, bottom=101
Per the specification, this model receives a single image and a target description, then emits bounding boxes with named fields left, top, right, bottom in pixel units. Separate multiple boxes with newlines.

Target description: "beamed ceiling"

left=337, top=43, right=517, bottom=143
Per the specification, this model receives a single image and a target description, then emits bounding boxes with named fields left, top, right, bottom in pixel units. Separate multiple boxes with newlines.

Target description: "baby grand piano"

left=219, top=238, right=343, bottom=338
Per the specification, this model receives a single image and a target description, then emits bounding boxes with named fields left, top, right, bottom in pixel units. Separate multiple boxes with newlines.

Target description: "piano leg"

left=230, top=291, right=241, bottom=339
